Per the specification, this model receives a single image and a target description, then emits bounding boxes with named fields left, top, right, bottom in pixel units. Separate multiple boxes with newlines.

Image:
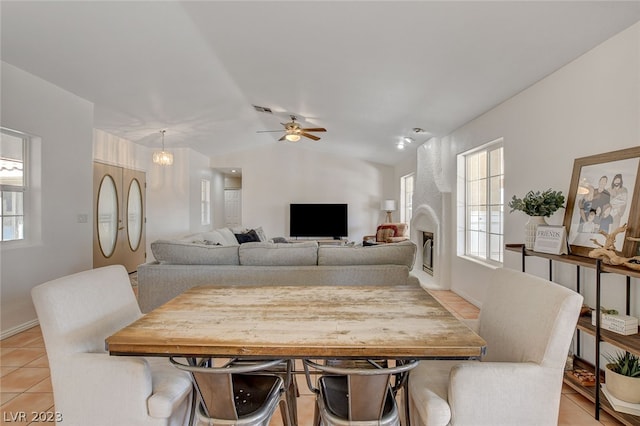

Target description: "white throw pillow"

left=253, top=226, right=267, bottom=242
left=200, top=230, right=227, bottom=246
left=217, top=227, right=240, bottom=246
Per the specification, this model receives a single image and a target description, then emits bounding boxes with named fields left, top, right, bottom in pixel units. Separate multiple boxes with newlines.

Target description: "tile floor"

left=0, top=288, right=624, bottom=425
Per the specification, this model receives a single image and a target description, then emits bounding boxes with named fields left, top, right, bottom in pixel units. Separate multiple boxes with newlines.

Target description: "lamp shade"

left=381, top=199, right=397, bottom=223
left=381, top=200, right=396, bottom=212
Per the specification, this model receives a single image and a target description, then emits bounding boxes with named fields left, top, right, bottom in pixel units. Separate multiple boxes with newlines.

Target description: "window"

left=201, top=179, right=211, bottom=226
left=458, top=139, right=504, bottom=263
left=401, top=173, right=414, bottom=227
left=0, top=128, right=27, bottom=242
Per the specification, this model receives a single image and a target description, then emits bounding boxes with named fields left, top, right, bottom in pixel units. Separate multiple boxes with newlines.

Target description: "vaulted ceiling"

left=2, top=1, right=639, bottom=165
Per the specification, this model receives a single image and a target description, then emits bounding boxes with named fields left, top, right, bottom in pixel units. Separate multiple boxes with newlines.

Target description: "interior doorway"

left=93, top=162, right=146, bottom=273
left=224, top=189, right=242, bottom=228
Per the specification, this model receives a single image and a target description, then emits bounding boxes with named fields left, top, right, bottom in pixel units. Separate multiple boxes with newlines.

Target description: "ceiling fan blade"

left=256, top=130, right=284, bottom=133
left=278, top=135, right=287, bottom=141
left=301, top=132, right=321, bottom=141
left=300, top=128, right=326, bottom=132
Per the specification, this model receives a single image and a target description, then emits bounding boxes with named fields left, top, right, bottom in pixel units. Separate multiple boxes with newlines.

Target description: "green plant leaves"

left=606, top=351, right=640, bottom=377
left=508, top=189, right=565, bottom=217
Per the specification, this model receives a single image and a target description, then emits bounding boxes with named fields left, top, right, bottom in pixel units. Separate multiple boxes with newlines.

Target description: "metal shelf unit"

left=506, top=244, right=640, bottom=425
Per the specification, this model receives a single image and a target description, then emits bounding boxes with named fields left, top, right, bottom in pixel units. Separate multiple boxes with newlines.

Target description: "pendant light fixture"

left=152, top=130, right=173, bottom=166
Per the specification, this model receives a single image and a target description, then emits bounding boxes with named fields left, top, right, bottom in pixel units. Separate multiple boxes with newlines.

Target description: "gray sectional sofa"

left=137, top=239, right=418, bottom=312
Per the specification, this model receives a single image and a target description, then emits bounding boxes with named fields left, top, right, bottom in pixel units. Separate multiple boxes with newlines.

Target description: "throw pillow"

left=200, top=230, right=228, bottom=246
left=217, top=227, right=240, bottom=246
left=235, top=229, right=261, bottom=244
left=376, top=224, right=399, bottom=242
left=253, top=226, right=267, bottom=242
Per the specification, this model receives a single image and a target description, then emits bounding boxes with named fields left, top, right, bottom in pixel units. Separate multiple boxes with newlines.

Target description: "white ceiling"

left=2, top=1, right=640, bottom=165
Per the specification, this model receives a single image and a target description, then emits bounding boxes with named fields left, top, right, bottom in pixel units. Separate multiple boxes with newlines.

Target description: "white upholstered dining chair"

left=31, top=265, right=193, bottom=426
left=408, top=267, right=583, bottom=426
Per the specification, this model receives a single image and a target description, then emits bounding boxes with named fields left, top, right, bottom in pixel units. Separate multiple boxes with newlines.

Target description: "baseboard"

left=1, top=319, right=40, bottom=340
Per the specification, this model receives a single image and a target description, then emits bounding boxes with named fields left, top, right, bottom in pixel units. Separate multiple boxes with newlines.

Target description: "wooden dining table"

left=106, top=284, right=486, bottom=360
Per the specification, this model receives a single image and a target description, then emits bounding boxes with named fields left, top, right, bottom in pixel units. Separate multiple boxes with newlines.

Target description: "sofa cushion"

left=318, top=240, right=416, bottom=268
left=239, top=241, right=319, bottom=266
left=151, top=240, right=240, bottom=265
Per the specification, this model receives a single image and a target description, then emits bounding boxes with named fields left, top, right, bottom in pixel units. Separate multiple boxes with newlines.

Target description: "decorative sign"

left=533, top=225, right=568, bottom=255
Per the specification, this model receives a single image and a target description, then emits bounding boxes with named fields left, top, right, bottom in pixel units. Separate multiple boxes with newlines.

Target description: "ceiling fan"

left=257, top=115, right=326, bottom=142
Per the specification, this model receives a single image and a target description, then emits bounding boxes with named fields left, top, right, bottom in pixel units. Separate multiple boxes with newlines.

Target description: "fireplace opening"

left=422, top=232, right=434, bottom=276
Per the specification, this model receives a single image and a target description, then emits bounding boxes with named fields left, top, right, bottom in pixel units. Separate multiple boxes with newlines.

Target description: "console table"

left=506, top=244, right=640, bottom=425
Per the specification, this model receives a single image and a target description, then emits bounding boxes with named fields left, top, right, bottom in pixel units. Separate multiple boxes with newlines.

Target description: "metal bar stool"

left=171, top=357, right=293, bottom=426
left=228, top=358, right=299, bottom=426
left=304, top=359, right=419, bottom=426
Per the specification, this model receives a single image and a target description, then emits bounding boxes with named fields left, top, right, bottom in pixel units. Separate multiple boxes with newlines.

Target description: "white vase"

left=525, top=216, right=547, bottom=250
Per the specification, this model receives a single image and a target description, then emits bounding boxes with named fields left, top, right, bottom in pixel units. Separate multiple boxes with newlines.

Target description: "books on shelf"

left=591, top=311, right=639, bottom=335
left=602, top=384, right=640, bottom=416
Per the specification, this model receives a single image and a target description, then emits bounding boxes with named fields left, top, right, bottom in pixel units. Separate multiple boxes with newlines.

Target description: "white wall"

left=418, top=22, right=639, bottom=310
left=0, top=62, right=94, bottom=337
left=211, top=143, right=395, bottom=242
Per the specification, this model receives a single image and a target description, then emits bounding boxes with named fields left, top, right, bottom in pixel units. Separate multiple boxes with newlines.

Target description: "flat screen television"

left=289, top=203, right=348, bottom=239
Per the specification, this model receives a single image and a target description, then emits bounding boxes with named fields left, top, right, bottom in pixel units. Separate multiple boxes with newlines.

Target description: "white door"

left=224, top=189, right=242, bottom=228
left=93, top=162, right=146, bottom=273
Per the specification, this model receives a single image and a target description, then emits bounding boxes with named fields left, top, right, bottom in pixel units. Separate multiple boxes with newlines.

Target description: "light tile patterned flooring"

left=0, top=289, right=624, bottom=425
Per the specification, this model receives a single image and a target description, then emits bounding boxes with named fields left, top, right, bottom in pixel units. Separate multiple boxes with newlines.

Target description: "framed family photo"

left=563, top=146, right=640, bottom=258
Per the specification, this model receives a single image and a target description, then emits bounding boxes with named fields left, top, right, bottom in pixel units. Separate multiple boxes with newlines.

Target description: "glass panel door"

left=93, top=162, right=146, bottom=272
left=97, top=174, right=118, bottom=257
left=127, top=178, right=143, bottom=251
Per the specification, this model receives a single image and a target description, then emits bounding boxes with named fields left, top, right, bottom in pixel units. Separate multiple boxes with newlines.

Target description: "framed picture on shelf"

left=563, top=146, right=640, bottom=258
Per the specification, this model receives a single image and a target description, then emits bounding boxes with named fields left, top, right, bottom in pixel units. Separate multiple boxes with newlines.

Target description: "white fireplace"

left=410, top=203, right=447, bottom=289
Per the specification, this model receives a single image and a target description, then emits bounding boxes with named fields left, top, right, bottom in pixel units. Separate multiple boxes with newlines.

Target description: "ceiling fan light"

left=285, top=133, right=301, bottom=142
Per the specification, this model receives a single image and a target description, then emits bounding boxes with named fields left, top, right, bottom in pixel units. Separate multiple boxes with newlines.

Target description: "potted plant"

left=508, top=189, right=565, bottom=249
left=605, top=351, right=640, bottom=403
